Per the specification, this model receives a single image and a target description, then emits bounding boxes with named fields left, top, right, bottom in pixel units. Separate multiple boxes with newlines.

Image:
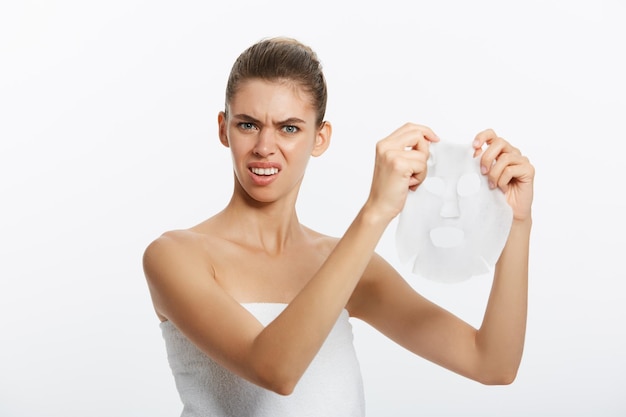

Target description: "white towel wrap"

left=160, top=303, right=366, bottom=416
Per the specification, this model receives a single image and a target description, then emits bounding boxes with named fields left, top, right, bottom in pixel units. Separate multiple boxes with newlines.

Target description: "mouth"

left=250, top=167, right=279, bottom=176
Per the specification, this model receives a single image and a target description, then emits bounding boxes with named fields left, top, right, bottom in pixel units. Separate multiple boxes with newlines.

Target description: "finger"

left=385, top=147, right=430, bottom=172
left=486, top=151, right=516, bottom=189
left=397, top=123, right=440, bottom=144
left=382, top=148, right=429, bottom=184
left=412, top=124, right=440, bottom=143
left=412, top=133, right=431, bottom=154
left=408, top=152, right=430, bottom=189
left=472, top=128, right=497, bottom=157
left=378, top=134, right=430, bottom=163
left=408, top=167, right=428, bottom=191
left=490, top=154, right=531, bottom=192
left=382, top=123, right=440, bottom=151
left=480, top=138, right=520, bottom=175
left=495, top=161, right=530, bottom=193
left=408, top=175, right=422, bottom=191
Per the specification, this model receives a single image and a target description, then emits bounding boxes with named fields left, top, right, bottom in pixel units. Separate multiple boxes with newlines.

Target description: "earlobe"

left=218, top=111, right=230, bottom=148
left=311, top=121, right=332, bottom=157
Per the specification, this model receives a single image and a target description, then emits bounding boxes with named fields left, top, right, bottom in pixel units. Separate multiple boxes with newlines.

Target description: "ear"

left=218, top=111, right=229, bottom=148
left=311, top=121, right=332, bottom=157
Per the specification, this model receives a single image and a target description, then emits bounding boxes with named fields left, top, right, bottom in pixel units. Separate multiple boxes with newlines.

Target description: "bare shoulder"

left=142, top=227, right=220, bottom=320
left=143, top=229, right=210, bottom=274
left=143, top=215, right=228, bottom=270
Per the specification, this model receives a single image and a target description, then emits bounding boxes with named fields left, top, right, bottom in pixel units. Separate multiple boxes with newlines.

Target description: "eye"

left=282, top=125, right=299, bottom=134
left=423, top=177, right=445, bottom=196
left=238, top=122, right=257, bottom=131
left=457, top=173, right=481, bottom=196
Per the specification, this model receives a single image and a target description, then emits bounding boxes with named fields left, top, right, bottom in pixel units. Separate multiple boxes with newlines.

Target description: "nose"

left=439, top=181, right=460, bottom=218
left=440, top=200, right=460, bottom=218
left=253, top=128, right=277, bottom=157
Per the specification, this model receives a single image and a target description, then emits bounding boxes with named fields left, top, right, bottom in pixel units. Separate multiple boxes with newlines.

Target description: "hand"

left=473, top=129, right=535, bottom=221
left=365, top=123, right=439, bottom=222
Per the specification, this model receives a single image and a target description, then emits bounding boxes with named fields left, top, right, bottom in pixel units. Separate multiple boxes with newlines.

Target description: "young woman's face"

left=219, top=79, right=330, bottom=204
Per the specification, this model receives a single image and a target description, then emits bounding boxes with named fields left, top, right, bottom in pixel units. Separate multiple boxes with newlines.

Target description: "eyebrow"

left=232, top=114, right=307, bottom=126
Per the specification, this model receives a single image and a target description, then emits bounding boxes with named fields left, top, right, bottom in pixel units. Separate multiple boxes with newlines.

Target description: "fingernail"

left=473, top=139, right=480, bottom=147
left=489, top=181, right=495, bottom=189
left=481, top=165, right=488, bottom=174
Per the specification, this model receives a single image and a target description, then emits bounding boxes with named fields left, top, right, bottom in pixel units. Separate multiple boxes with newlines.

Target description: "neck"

left=220, top=183, right=305, bottom=255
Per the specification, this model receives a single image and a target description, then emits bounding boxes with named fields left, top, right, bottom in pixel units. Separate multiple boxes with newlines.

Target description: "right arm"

left=143, top=123, right=437, bottom=395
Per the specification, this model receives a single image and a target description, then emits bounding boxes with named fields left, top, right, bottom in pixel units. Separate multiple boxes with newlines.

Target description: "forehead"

left=230, top=78, right=315, bottom=114
left=429, top=142, right=477, bottom=177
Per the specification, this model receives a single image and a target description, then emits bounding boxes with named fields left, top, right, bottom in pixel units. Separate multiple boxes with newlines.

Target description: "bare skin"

left=143, top=78, right=534, bottom=395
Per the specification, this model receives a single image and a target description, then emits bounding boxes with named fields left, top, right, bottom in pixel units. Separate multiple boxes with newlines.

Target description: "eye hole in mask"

left=457, top=172, right=481, bottom=196
left=423, top=173, right=481, bottom=197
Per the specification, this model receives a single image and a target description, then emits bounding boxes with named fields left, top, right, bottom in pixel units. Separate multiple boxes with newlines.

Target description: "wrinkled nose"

left=253, top=129, right=277, bottom=157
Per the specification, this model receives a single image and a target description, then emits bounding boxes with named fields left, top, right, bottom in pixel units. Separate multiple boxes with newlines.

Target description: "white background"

left=1, top=1, right=625, bottom=416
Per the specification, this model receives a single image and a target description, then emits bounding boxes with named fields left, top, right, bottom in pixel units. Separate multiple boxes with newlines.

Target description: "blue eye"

left=239, top=122, right=256, bottom=130
left=282, top=125, right=299, bottom=134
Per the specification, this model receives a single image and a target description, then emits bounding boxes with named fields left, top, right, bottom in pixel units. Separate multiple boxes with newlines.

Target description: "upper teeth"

left=251, top=167, right=278, bottom=176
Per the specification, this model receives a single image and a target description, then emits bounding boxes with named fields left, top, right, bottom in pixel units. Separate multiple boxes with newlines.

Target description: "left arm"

left=472, top=128, right=534, bottom=382
left=348, top=129, right=534, bottom=385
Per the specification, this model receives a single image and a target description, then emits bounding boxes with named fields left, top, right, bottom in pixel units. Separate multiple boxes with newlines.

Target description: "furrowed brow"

left=232, top=114, right=261, bottom=124
left=231, top=114, right=307, bottom=126
left=276, top=117, right=306, bottom=126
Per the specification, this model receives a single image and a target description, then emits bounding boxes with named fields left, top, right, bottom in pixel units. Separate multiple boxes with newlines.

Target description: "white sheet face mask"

left=396, top=141, right=513, bottom=282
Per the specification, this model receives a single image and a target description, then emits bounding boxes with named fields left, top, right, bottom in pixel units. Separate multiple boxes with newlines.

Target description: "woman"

left=143, top=37, right=534, bottom=416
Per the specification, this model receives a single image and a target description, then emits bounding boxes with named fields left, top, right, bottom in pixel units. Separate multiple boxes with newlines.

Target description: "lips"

left=247, top=162, right=281, bottom=185
left=250, top=167, right=279, bottom=176
left=248, top=162, right=281, bottom=175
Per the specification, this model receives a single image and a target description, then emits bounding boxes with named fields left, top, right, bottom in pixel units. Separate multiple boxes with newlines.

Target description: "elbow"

left=472, top=344, right=523, bottom=385
left=481, top=373, right=517, bottom=386
left=477, top=367, right=519, bottom=386
left=252, top=360, right=300, bottom=396
left=264, top=375, right=297, bottom=396
left=271, top=382, right=297, bottom=397
left=259, top=378, right=298, bottom=397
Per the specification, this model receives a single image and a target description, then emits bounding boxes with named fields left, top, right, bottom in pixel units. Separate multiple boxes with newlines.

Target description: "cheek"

left=403, top=189, right=445, bottom=232
left=227, top=144, right=252, bottom=177
left=228, top=137, right=255, bottom=158
left=229, top=145, right=245, bottom=164
left=415, top=192, right=444, bottom=219
left=458, top=196, right=484, bottom=221
left=284, top=140, right=316, bottom=163
left=460, top=186, right=497, bottom=219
